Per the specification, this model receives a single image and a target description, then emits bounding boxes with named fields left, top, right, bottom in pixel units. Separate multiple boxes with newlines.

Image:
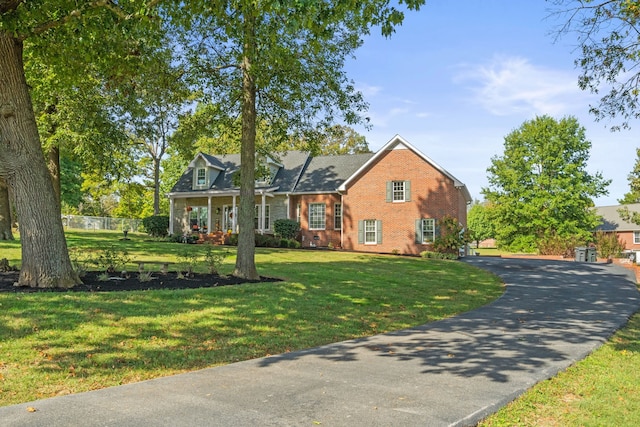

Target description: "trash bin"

left=586, top=247, right=597, bottom=263
left=575, top=247, right=587, bottom=262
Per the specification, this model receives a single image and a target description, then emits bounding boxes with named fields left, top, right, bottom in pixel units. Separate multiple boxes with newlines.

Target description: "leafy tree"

left=0, top=0, right=161, bottom=287
left=482, top=115, right=610, bottom=252
left=167, top=1, right=425, bottom=280
left=619, top=147, right=640, bottom=204
left=116, top=43, right=192, bottom=215
left=467, top=201, right=494, bottom=248
left=554, top=0, right=640, bottom=130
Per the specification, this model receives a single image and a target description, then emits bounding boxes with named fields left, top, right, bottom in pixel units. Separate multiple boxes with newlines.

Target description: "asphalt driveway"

left=1, top=257, right=639, bottom=426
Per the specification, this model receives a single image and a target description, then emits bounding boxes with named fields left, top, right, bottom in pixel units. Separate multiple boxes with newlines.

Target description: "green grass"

left=480, top=310, right=640, bottom=426
left=0, top=230, right=504, bottom=406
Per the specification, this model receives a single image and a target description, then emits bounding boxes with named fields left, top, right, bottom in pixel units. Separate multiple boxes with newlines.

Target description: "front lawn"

left=0, top=230, right=503, bottom=406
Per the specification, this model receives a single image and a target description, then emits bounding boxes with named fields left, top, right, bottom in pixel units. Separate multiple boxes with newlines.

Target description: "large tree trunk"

left=48, top=145, right=62, bottom=212
left=0, top=33, right=80, bottom=288
left=233, top=8, right=259, bottom=280
left=0, top=178, right=14, bottom=240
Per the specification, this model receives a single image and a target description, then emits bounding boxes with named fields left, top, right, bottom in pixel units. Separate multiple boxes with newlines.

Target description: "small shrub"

left=167, top=233, right=197, bottom=244
left=289, top=240, right=301, bottom=249
left=255, top=233, right=279, bottom=247
left=138, top=271, right=154, bottom=282
left=203, top=246, right=228, bottom=274
left=227, top=233, right=239, bottom=246
left=274, top=219, right=300, bottom=239
left=68, top=248, right=91, bottom=277
left=177, top=249, right=199, bottom=277
left=421, top=250, right=458, bottom=260
left=433, top=215, right=469, bottom=255
left=538, top=233, right=584, bottom=257
left=92, top=246, right=131, bottom=273
left=142, top=215, right=169, bottom=238
left=97, top=272, right=110, bottom=281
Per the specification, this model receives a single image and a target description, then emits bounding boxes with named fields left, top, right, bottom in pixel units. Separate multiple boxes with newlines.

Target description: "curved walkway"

left=2, top=258, right=639, bottom=426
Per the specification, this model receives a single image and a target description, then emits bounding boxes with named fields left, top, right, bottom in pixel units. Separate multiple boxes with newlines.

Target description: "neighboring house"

left=167, top=135, right=472, bottom=255
left=594, top=203, right=640, bottom=251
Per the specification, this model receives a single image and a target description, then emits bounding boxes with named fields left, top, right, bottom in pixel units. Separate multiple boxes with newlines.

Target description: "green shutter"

left=405, top=180, right=411, bottom=201
left=415, top=219, right=422, bottom=243
left=376, top=220, right=382, bottom=244
left=386, top=181, right=392, bottom=202
left=358, top=220, right=364, bottom=244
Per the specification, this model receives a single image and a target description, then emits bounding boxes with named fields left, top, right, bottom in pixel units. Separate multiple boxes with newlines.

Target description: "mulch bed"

left=0, top=270, right=281, bottom=293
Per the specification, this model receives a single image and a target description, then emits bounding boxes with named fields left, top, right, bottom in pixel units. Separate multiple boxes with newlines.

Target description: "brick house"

left=167, top=135, right=472, bottom=255
left=595, top=203, right=640, bottom=251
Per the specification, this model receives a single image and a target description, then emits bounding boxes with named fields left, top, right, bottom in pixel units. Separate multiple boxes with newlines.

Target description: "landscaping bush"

left=255, top=233, right=279, bottom=247
left=167, top=233, right=197, bottom=244
left=274, top=219, right=300, bottom=239
left=432, top=215, right=469, bottom=255
left=421, top=250, right=458, bottom=260
left=538, top=233, right=584, bottom=257
left=289, top=239, right=301, bottom=249
left=142, top=215, right=170, bottom=238
left=595, top=230, right=625, bottom=259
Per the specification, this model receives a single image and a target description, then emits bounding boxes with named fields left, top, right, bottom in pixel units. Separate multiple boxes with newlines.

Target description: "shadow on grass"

left=0, top=254, right=504, bottom=405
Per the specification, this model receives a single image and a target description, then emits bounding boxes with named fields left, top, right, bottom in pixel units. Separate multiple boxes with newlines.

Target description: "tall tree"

left=467, top=201, right=494, bottom=249
left=554, top=0, right=640, bottom=130
left=0, top=0, right=161, bottom=287
left=482, top=115, right=610, bottom=252
left=117, top=44, right=191, bottom=215
left=168, top=1, right=424, bottom=279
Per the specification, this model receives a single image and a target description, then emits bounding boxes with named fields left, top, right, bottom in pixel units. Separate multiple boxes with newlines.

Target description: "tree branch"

left=0, top=0, right=22, bottom=14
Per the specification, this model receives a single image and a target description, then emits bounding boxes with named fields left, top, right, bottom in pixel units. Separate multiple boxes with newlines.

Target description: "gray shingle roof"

left=595, top=204, right=640, bottom=232
left=294, top=153, right=374, bottom=193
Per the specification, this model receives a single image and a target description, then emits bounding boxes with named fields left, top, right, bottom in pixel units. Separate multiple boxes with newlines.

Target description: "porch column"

left=232, top=195, right=237, bottom=232
left=207, top=196, right=212, bottom=233
left=169, top=198, right=174, bottom=235
left=260, top=192, right=266, bottom=234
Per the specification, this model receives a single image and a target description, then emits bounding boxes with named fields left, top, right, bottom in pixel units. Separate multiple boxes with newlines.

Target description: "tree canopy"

left=165, top=0, right=424, bottom=279
left=482, top=115, right=610, bottom=253
left=553, top=0, right=640, bottom=130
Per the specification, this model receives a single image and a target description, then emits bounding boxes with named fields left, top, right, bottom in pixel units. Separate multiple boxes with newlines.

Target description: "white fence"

left=62, top=214, right=142, bottom=232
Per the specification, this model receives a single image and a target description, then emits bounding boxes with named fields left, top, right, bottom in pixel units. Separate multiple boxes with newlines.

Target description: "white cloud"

left=454, top=56, right=590, bottom=117
left=356, top=82, right=383, bottom=97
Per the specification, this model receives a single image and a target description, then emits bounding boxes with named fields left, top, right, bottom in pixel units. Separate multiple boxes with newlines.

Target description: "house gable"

left=338, top=134, right=472, bottom=203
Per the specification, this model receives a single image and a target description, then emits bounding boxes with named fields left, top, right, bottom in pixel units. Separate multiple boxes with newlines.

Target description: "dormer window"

left=196, top=168, right=206, bottom=187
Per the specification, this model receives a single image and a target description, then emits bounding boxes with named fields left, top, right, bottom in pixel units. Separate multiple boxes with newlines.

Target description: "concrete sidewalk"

left=1, top=258, right=639, bottom=426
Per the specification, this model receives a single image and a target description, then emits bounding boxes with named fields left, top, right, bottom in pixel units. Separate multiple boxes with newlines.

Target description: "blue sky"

left=345, top=0, right=639, bottom=206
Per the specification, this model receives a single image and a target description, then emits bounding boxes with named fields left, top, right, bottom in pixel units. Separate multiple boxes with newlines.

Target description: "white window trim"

left=195, top=167, right=207, bottom=187
left=364, top=219, right=377, bottom=244
left=421, top=218, right=435, bottom=244
left=634, top=231, right=640, bottom=244
left=334, top=203, right=342, bottom=230
left=254, top=204, right=271, bottom=231
left=309, top=203, right=326, bottom=230
left=392, top=181, right=405, bottom=202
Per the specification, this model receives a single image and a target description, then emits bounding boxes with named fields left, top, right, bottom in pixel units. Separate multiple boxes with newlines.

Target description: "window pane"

left=334, top=203, right=342, bottom=230
left=197, top=169, right=206, bottom=185
left=393, top=181, right=405, bottom=201
left=364, top=219, right=376, bottom=244
left=309, top=203, right=325, bottom=229
left=422, top=219, right=435, bottom=243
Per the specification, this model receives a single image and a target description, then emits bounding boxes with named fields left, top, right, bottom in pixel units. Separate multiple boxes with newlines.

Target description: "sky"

left=344, top=0, right=640, bottom=207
